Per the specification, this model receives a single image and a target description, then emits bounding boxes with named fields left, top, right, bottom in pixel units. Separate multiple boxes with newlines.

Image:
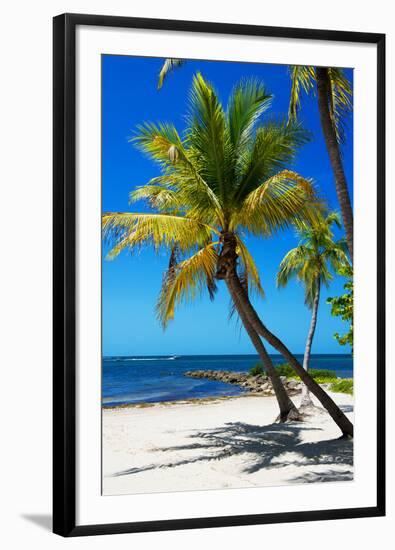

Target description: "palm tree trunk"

left=315, top=68, right=353, bottom=263
left=300, top=278, right=321, bottom=408
left=216, top=231, right=299, bottom=421
left=226, top=279, right=300, bottom=422
left=227, top=273, right=353, bottom=437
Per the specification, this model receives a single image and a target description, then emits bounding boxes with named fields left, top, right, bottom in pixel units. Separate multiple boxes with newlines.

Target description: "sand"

left=102, top=391, right=354, bottom=496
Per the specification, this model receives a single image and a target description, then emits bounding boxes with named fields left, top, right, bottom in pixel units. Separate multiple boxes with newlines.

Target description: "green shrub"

left=307, top=369, right=337, bottom=382
left=275, top=363, right=295, bottom=377
left=329, top=378, right=353, bottom=394
left=275, top=363, right=337, bottom=382
left=249, top=363, right=265, bottom=376
left=249, top=362, right=338, bottom=383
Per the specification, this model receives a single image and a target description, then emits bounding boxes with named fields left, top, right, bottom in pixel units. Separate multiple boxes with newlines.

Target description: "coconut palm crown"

left=103, top=73, right=320, bottom=327
left=277, top=211, right=350, bottom=305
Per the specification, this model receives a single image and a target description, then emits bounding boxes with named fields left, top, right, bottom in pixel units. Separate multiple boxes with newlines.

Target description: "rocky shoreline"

left=185, top=370, right=302, bottom=396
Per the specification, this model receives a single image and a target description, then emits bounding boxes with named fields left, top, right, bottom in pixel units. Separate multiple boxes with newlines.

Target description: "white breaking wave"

left=115, top=356, right=179, bottom=362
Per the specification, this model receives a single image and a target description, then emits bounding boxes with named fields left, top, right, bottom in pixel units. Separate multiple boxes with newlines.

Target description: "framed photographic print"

left=53, top=13, right=386, bottom=537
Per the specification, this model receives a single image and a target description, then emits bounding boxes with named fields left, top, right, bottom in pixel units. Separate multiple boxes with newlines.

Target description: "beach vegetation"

left=327, top=265, right=353, bottom=351
left=330, top=378, right=353, bottom=395
left=274, top=363, right=337, bottom=383
left=249, top=363, right=265, bottom=376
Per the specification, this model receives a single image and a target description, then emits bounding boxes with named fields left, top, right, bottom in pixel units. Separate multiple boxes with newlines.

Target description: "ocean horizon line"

left=103, top=352, right=352, bottom=359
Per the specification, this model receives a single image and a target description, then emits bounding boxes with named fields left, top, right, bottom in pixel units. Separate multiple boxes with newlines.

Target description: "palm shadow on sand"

left=112, top=405, right=353, bottom=483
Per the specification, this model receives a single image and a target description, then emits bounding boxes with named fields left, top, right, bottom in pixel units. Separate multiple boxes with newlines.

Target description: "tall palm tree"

left=103, top=73, right=353, bottom=436
left=277, top=212, right=350, bottom=408
left=288, top=66, right=353, bottom=263
left=157, top=60, right=354, bottom=264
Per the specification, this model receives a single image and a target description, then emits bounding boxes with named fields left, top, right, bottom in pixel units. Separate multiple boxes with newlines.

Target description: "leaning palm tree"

left=277, top=212, right=350, bottom=409
left=103, top=73, right=353, bottom=436
left=288, top=66, right=353, bottom=263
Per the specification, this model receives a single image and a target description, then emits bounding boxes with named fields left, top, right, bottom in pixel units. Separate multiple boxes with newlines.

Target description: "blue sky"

left=102, top=55, right=353, bottom=357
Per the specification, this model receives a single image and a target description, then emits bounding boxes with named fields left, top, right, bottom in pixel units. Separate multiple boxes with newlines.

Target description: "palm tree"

left=277, top=212, right=350, bottom=409
left=103, top=73, right=353, bottom=436
left=157, top=61, right=354, bottom=264
left=288, top=66, right=353, bottom=263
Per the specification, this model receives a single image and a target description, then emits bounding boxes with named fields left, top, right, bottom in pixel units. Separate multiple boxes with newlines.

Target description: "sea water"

left=102, top=354, right=353, bottom=407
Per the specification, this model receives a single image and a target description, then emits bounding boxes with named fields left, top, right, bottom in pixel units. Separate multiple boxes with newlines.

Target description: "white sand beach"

left=102, top=391, right=353, bottom=496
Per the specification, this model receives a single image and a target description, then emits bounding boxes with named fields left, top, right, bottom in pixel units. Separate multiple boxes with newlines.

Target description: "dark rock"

left=184, top=370, right=301, bottom=396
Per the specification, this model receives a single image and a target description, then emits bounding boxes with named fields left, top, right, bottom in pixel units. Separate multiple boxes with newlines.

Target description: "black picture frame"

left=53, top=12, right=386, bottom=537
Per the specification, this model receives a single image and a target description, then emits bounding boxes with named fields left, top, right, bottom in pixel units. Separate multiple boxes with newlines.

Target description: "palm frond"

left=131, top=122, right=225, bottom=225
left=102, top=212, right=216, bottom=258
left=304, top=273, right=322, bottom=307
left=234, top=121, right=310, bottom=201
left=288, top=66, right=316, bottom=122
left=235, top=236, right=264, bottom=297
left=157, top=58, right=185, bottom=89
left=324, top=210, right=342, bottom=229
left=322, top=240, right=350, bottom=273
left=277, top=245, right=311, bottom=288
left=293, top=209, right=341, bottom=236
left=131, top=122, right=184, bottom=168
left=186, top=73, right=228, bottom=200
left=227, top=79, right=272, bottom=152
left=234, top=170, right=318, bottom=235
left=327, top=68, right=352, bottom=143
left=129, top=184, right=181, bottom=212
left=105, top=237, right=130, bottom=260
left=156, top=243, right=218, bottom=327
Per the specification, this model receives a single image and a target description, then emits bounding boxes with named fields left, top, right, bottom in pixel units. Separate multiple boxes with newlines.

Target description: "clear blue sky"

left=102, top=55, right=353, bottom=357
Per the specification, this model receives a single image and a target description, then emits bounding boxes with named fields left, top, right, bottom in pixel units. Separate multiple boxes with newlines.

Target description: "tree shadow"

left=112, top=421, right=353, bottom=482
left=290, top=469, right=354, bottom=483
